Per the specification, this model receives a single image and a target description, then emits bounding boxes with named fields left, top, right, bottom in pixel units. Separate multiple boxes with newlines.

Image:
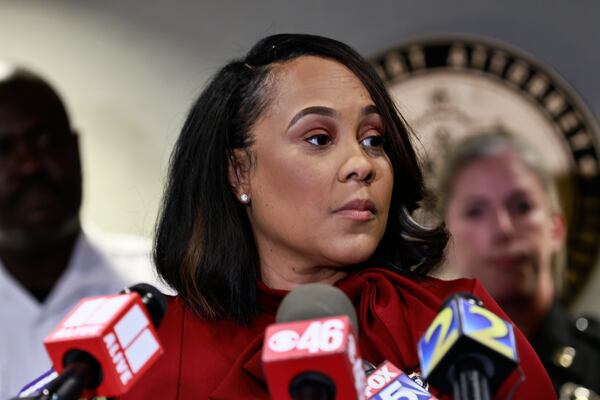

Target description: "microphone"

left=417, top=293, right=519, bottom=400
left=364, top=360, right=438, bottom=400
left=32, top=283, right=167, bottom=400
left=262, top=283, right=366, bottom=400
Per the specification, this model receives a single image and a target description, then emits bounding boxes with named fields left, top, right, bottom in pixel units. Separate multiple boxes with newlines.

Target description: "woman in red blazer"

left=123, top=34, right=555, bottom=400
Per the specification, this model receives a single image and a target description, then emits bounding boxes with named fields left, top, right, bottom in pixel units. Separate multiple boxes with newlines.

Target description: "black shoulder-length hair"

left=155, top=33, right=449, bottom=324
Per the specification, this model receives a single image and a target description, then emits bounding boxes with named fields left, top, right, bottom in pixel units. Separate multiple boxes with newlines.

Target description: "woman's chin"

left=324, top=244, right=377, bottom=266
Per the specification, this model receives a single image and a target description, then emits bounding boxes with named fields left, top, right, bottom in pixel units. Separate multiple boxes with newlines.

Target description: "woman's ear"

left=227, top=148, right=252, bottom=203
left=549, top=212, right=567, bottom=252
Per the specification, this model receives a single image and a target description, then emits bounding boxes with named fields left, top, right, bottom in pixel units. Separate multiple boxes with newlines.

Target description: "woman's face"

left=236, top=56, right=393, bottom=287
left=445, top=151, right=564, bottom=304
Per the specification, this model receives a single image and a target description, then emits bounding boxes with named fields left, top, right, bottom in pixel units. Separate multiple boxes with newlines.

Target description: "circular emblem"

left=370, top=35, right=600, bottom=304
left=267, top=329, right=299, bottom=353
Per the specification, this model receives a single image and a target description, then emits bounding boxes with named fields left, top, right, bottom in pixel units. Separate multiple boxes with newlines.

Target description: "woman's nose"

left=338, top=142, right=375, bottom=184
left=492, top=208, right=516, bottom=240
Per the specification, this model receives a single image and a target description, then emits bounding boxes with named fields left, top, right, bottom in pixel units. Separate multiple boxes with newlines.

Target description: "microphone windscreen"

left=275, top=283, right=358, bottom=335
left=123, top=283, right=167, bottom=328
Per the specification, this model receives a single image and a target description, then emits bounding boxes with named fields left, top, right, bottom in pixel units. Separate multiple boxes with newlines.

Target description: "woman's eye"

left=306, top=133, right=332, bottom=146
left=511, top=200, right=533, bottom=216
left=361, top=135, right=384, bottom=148
left=464, top=206, right=484, bottom=220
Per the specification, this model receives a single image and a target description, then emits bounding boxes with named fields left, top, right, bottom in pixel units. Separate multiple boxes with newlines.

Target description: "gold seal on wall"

left=370, top=35, right=600, bottom=304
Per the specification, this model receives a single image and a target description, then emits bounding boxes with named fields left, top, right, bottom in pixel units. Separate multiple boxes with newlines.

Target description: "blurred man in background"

left=436, top=131, right=600, bottom=398
left=0, top=63, right=154, bottom=398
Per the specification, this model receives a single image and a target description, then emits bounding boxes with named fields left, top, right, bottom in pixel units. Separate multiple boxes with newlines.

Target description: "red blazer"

left=121, top=268, right=556, bottom=399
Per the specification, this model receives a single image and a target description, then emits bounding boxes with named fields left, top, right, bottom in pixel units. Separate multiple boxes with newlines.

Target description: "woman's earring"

left=240, top=193, right=250, bottom=204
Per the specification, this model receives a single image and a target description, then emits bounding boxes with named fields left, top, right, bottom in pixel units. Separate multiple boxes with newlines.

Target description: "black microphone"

left=417, top=293, right=519, bottom=400
left=13, top=284, right=167, bottom=400
left=262, top=283, right=366, bottom=400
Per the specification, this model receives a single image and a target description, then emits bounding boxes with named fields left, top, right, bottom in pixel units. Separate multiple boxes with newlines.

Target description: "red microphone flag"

left=262, top=314, right=365, bottom=400
left=44, top=292, right=163, bottom=397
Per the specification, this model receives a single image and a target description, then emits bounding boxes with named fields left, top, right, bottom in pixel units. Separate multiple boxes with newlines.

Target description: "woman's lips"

left=334, top=199, right=376, bottom=221
left=488, top=255, right=527, bottom=268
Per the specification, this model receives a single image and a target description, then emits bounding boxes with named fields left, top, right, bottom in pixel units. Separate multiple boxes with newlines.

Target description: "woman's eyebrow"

left=361, top=104, right=379, bottom=117
left=287, top=106, right=337, bottom=130
left=287, top=104, right=380, bottom=130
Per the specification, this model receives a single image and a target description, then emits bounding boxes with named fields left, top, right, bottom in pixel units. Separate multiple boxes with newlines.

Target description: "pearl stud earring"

left=240, top=193, right=250, bottom=203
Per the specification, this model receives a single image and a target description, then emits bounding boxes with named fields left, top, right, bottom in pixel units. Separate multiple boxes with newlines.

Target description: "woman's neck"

left=260, top=261, right=348, bottom=291
left=499, top=286, right=554, bottom=338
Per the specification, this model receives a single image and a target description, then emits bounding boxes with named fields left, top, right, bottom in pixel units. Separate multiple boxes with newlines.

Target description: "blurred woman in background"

left=438, top=131, right=600, bottom=396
